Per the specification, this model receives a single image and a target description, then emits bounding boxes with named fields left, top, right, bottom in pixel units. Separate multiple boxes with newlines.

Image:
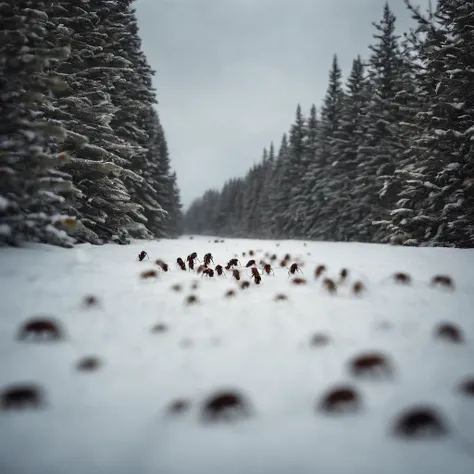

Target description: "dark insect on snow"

left=196, top=264, right=206, bottom=274
left=171, top=283, right=182, bottom=292
left=274, top=293, right=288, bottom=301
left=249, top=250, right=255, bottom=256
left=232, top=269, right=241, bottom=281
left=393, top=272, right=411, bottom=284
left=318, top=385, right=360, bottom=414
left=137, top=251, right=148, bottom=261
left=435, top=322, right=464, bottom=343
left=176, top=257, right=186, bottom=271
left=240, top=281, right=250, bottom=289
left=431, top=274, right=454, bottom=289
left=18, top=317, right=63, bottom=341
left=314, top=264, right=326, bottom=278
left=203, top=253, right=214, bottom=266
left=227, top=258, right=239, bottom=268
left=392, top=406, right=448, bottom=438
left=352, top=280, right=365, bottom=295
left=140, top=269, right=158, bottom=279
left=1, top=384, right=45, bottom=410
left=225, top=289, right=236, bottom=298
left=186, top=294, right=198, bottom=305
left=76, top=356, right=101, bottom=372
left=82, top=294, right=99, bottom=308
left=323, top=278, right=337, bottom=294
left=201, top=390, right=251, bottom=422
left=215, top=265, right=224, bottom=276
left=310, top=333, right=330, bottom=347
left=262, top=263, right=274, bottom=275
left=292, top=277, right=307, bottom=285
left=288, top=263, right=303, bottom=276
left=202, top=268, right=214, bottom=277
left=245, top=259, right=256, bottom=267
left=250, top=267, right=261, bottom=284
left=348, top=352, right=393, bottom=379
left=151, top=323, right=168, bottom=333
left=155, top=259, right=169, bottom=272
left=339, top=268, right=349, bottom=281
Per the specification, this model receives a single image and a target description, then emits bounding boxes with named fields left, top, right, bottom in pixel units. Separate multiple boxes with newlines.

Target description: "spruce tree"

left=281, top=105, right=308, bottom=238
left=305, top=55, right=344, bottom=240
left=270, top=134, right=291, bottom=238
left=331, top=56, right=370, bottom=241
left=260, top=142, right=276, bottom=238
left=298, top=104, right=321, bottom=237
left=44, top=0, right=146, bottom=244
left=353, top=3, right=405, bottom=242
left=0, top=1, right=77, bottom=247
left=391, top=0, right=474, bottom=247
left=104, top=0, right=166, bottom=239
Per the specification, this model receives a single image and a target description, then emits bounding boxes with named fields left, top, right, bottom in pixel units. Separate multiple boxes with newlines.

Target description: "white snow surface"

left=1, top=236, right=474, bottom=474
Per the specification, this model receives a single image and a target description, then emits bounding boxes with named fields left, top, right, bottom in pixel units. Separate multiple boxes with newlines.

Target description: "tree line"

left=185, top=0, right=474, bottom=248
left=0, top=0, right=182, bottom=248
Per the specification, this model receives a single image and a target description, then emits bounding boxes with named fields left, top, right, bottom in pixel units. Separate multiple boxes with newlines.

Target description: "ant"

left=323, top=278, right=337, bottom=294
left=262, top=263, right=274, bottom=275
left=202, top=268, right=214, bottom=277
left=186, top=254, right=197, bottom=270
left=203, top=253, right=214, bottom=266
left=250, top=267, right=261, bottom=284
left=288, top=263, right=303, bottom=277
left=232, top=269, right=241, bottom=281
left=245, top=259, right=256, bottom=268
left=393, top=272, right=411, bottom=284
left=227, top=258, right=239, bottom=268
left=339, top=268, right=348, bottom=281
left=176, top=257, right=186, bottom=271
left=155, top=259, right=169, bottom=272
left=215, top=265, right=225, bottom=277
left=431, top=275, right=454, bottom=289
left=196, top=264, right=207, bottom=274
left=137, top=251, right=148, bottom=261
left=315, top=264, right=326, bottom=278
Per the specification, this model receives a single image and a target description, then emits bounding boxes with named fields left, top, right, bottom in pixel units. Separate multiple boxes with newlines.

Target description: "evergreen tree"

left=260, top=142, right=276, bottom=238
left=281, top=104, right=308, bottom=238
left=45, top=0, right=146, bottom=244
left=270, top=134, right=291, bottom=238
left=305, top=55, right=344, bottom=239
left=298, top=104, right=320, bottom=236
left=0, top=1, right=77, bottom=247
left=353, top=3, right=405, bottom=242
left=391, top=0, right=474, bottom=247
left=104, top=0, right=167, bottom=239
left=331, top=55, right=370, bottom=240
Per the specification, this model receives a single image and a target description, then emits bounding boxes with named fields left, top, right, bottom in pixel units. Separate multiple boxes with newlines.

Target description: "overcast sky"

left=134, top=0, right=433, bottom=210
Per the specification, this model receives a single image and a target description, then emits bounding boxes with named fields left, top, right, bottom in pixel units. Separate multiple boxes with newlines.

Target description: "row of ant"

left=138, top=250, right=304, bottom=284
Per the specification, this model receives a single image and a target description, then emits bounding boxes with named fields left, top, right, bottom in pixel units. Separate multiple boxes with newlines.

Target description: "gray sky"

left=134, top=0, right=433, bottom=210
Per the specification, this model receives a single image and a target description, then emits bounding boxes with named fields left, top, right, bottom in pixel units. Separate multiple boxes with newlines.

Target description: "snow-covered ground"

left=1, top=235, right=474, bottom=474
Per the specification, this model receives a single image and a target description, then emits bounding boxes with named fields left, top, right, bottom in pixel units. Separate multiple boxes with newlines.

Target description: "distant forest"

left=0, top=0, right=182, bottom=247
left=185, top=0, right=474, bottom=248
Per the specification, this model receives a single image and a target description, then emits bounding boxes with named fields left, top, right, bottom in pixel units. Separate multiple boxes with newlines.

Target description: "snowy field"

left=1, top=235, right=474, bottom=474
